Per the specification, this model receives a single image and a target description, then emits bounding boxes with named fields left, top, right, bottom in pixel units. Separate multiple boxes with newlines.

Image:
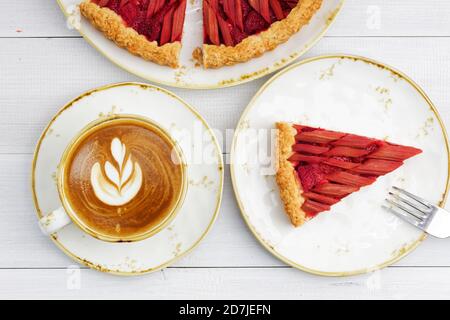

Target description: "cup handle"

left=39, top=207, right=72, bottom=235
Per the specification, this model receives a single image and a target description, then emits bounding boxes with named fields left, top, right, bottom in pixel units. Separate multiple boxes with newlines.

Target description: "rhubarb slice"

left=275, top=122, right=422, bottom=227
left=303, top=192, right=340, bottom=205
left=367, top=144, right=422, bottom=161
left=292, top=143, right=330, bottom=155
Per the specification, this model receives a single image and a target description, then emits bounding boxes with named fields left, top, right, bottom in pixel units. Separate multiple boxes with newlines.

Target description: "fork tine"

left=392, top=186, right=432, bottom=208
left=385, top=198, right=424, bottom=221
left=388, top=192, right=429, bottom=218
left=382, top=203, right=423, bottom=229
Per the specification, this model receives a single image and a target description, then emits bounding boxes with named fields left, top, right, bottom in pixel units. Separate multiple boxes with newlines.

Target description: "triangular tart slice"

left=276, top=122, right=423, bottom=227
left=200, top=0, right=323, bottom=68
left=80, top=0, right=187, bottom=68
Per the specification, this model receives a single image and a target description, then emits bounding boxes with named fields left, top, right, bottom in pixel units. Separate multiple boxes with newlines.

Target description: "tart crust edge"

left=276, top=122, right=306, bottom=227
left=202, top=0, right=323, bottom=69
left=79, top=0, right=181, bottom=68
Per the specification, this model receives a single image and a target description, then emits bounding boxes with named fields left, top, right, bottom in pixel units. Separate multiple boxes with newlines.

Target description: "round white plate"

left=57, top=0, right=344, bottom=89
left=231, top=55, right=450, bottom=276
left=32, top=83, right=224, bottom=275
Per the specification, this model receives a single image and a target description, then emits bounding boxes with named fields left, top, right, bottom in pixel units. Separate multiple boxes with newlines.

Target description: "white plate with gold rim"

left=32, top=82, right=224, bottom=275
left=57, top=0, right=344, bottom=89
left=230, top=55, right=450, bottom=276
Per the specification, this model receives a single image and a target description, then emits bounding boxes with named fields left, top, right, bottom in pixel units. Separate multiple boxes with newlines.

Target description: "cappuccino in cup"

left=40, top=115, right=186, bottom=242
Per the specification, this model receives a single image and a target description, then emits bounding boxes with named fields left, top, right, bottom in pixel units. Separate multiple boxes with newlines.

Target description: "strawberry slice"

left=326, top=171, right=376, bottom=187
left=313, top=183, right=359, bottom=197
left=331, top=134, right=376, bottom=149
left=367, top=144, right=422, bottom=161
left=302, top=200, right=331, bottom=215
left=289, top=154, right=323, bottom=163
left=292, top=143, right=330, bottom=155
left=297, top=164, right=327, bottom=191
left=159, top=6, right=174, bottom=45
left=270, top=0, right=285, bottom=20
left=171, top=0, right=187, bottom=42
left=296, top=130, right=346, bottom=144
left=325, top=146, right=371, bottom=158
left=303, top=192, right=340, bottom=205
left=351, top=159, right=403, bottom=175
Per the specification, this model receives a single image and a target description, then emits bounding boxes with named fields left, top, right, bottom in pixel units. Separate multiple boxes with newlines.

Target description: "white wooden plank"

left=1, top=153, right=450, bottom=269
left=2, top=0, right=450, bottom=38
left=1, top=267, right=450, bottom=299
left=1, top=0, right=449, bottom=300
left=1, top=37, right=450, bottom=154
left=0, top=0, right=76, bottom=37
left=0, top=37, right=264, bottom=154
left=330, top=0, right=450, bottom=37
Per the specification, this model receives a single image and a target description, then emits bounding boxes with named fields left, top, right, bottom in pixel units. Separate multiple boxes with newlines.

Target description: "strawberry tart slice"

left=276, top=122, right=422, bottom=227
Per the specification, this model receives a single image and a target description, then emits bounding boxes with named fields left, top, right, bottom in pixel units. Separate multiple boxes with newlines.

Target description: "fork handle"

left=428, top=207, right=450, bottom=239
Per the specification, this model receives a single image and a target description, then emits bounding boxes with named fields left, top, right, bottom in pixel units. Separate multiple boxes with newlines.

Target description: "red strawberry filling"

left=203, top=0, right=299, bottom=46
left=92, top=0, right=187, bottom=45
left=289, top=125, right=422, bottom=218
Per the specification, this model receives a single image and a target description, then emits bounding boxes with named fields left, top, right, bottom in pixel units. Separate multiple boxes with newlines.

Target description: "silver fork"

left=383, top=186, right=450, bottom=238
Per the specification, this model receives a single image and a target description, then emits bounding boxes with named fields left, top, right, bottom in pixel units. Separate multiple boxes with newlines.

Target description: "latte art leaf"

left=105, top=161, right=120, bottom=189
left=91, top=138, right=143, bottom=206
left=122, top=158, right=133, bottom=185
left=111, top=138, right=126, bottom=169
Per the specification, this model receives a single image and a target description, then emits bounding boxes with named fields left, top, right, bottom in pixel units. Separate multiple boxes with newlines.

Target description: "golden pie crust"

left=203, top=0, right=323, bottom=69
left=79, top=0, right=181, bottom=68
left=276, top=122, right=306, bottom=227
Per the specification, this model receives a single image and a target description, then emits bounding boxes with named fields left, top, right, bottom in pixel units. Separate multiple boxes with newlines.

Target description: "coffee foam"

left=90, top=137, right=143, bottom=206
left=64, top=119, right=184, bottom=239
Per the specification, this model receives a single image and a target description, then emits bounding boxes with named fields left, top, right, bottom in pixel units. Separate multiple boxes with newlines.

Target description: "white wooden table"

left=1, top=0, right=450, bottom=299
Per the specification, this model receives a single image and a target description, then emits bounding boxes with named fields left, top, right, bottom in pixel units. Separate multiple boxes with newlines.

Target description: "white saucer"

left=231, top=55, right=450, bottom=276
left=32, top=83, right=224, bottom=275
left=57, top=0, right=344, bottom=89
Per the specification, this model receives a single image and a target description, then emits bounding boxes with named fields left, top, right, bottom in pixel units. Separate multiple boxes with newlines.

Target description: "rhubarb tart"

left=79, top=0, right=323, bottom=69
left=276, top=122, right=423, bottom=227
left=80, top=0, right=187, bottom=68
left=202, top=0, right=323, bottom=68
